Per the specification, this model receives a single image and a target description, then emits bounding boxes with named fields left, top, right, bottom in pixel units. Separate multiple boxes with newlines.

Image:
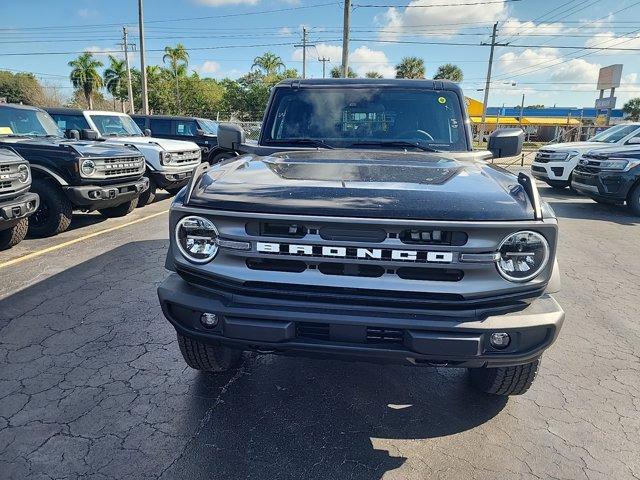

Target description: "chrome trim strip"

left=459, top=253, right=500, bottom=263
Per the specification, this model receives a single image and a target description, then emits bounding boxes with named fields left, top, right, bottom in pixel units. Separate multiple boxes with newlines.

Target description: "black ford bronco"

left=0, top=148, right=39, bottom=249
left=0, top=104, right=148, bottom=237
left=158, top=79, right=564, bottom=396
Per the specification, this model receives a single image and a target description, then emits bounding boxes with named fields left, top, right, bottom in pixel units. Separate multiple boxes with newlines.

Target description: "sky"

left=1, top=0, right=639, bottom=109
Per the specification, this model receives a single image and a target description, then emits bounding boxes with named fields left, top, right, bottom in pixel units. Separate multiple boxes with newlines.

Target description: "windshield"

left=590, top=124, right=640, bottom=143
left=90, top=114, right=143, bottom=137
left=198, top=118, right=219, bottom=135
left=0, top=108, right=62, bottom=137
left=262, top=87, right=468, bottom=151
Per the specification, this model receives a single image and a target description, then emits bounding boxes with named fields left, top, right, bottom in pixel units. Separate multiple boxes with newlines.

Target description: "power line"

left=355, top=0, right=521, bottom=6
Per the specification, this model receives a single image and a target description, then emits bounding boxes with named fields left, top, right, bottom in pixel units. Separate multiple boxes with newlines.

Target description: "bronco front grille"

left=0, top=180, right=11, bottom=190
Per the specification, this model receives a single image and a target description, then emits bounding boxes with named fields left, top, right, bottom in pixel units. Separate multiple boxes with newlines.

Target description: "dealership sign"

left=595, top=96, right=617, bottom=109
left=597, top=64, right=623, bottom=91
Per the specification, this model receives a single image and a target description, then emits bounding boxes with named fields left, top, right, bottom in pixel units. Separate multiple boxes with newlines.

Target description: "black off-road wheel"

left=627, top=184, right=640, bottom=216
left=177, top=332, right=243, bottom=372
left=136, top=176, right=156, bottom=207
left=0, top=218, right=28, bottom=250
left=28, top=179, right=73, bottom=238
left=98, top=198, right=138, bottom=218
left=468, top=359, right=540, bottom=396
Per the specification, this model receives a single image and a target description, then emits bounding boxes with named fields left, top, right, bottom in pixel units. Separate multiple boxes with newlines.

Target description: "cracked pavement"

left=0, top=186, right=639, bottom=480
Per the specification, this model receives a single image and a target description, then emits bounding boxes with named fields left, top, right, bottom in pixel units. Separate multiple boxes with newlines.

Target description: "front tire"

left=165, top=186, right=184, bottom=196
left=136, top=176, right=156, bottom=207
left=468, top=359, right=540, bottom=396
left=627, top=183, right=640, bottom=216
left=28, top=179, right=73, bottom=238
left=0, top=218, right=28, bottom=250
left=177, top=333, right=242, bottom=372
left=98, top=198, right=138, bottom=218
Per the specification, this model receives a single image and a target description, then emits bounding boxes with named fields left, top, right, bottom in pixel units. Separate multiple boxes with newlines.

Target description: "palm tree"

left=103, top=55, right=128, bottom=112
left=251, top=52, right=285, bottom=77
left=163, top=43, right=189, bottom=110
left=68, top=52, right=103, bottom=109
left=365, top=71, right=383, bottom=79
left=330, top=66, right=356, bottom=78
left=395, top=57, right=425, bottom=79
left=433, top=63, right=464, bottom=82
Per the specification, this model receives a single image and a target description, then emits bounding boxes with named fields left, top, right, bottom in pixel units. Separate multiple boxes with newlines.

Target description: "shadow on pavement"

left=0, top=240, right=507, bottom=480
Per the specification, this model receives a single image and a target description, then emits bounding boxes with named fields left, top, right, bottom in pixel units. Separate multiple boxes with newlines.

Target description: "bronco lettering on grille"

left=256, top=242, right=453, bottom=263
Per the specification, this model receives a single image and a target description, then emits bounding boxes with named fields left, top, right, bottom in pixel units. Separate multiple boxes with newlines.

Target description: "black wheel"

left=468, top=359, right=540, bottom=396
left=0, top=218, right=28, bottom=250
left=177, top=332, right=242, bottom=372
left=165, top=186, right=184, bottom=196
left=28, top=179, right=73, bottom=238
left=136, top=176, right=156, bottom=207
left=627, top=183, right=640, bottom=216
left=98, top=198, right=138, bottom=218
left=546, top=180, right=569, bottom=190
left=210, top=152, right=236, bottom=164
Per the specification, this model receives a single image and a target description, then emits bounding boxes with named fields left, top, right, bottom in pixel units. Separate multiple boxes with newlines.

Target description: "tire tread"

left=469, top=359, right=540, bottom=396
left=177, top=332, right=242, bottom=372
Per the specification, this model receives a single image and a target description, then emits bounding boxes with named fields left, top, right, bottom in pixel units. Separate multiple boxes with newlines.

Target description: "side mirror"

left=217, top=122, right=245, bottom=150
left=626, top=137, right=640, bottom=145
left=144, top=128, right=152, bottom=137
left=81, top=129, right=99, bottom=141
left=67, top=129, right=80, bottom=140
left=196, top=128, right=205, bottom=136
left=488, top=128, right=524, bottom=158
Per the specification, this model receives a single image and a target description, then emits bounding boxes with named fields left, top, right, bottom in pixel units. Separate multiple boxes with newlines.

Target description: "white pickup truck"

left=531, top=122, right=640, bottom=189
left=46, top=108, right=202, bottom=206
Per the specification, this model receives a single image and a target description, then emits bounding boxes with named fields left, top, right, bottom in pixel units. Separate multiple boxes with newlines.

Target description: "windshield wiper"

left=348, top=141, right=440, bottom=152
left=269, top=138, right=335, bottom=149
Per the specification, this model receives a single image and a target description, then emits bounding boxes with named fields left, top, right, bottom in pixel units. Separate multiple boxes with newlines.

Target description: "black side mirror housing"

left=67, top=129, right=80, bottom=140
left=217, top=122, right=245, bottom=150
left=196, top=128, right=206, bottom=136
left=144, top=128, right=152, bottom=137
left=488, top=128, right=524, bottom=158
left=82, top=129, right=99, bottom=141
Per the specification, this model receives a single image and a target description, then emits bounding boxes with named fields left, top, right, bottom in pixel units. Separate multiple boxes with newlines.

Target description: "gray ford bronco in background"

left=158, top=79, right=565, bottom=396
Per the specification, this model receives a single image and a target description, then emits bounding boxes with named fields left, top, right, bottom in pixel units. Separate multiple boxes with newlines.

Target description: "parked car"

left=572, top=145, right=640, bottom=215
left=158, top=78, right=564, bottom=397
left=131, top=115, right=218, bottom=162
left=0, top=104, right=147, bottom=237
left=531, top=122, right=640, bottom=189
left=0, top=147, right=39, bottom=249
left=46, top=108, right=202, bottom=207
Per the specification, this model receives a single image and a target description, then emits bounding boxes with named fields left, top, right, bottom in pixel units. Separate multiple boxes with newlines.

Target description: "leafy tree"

left=395, top=57, right=425, bottom=79
left=623, top=98, right=640, bottom=121
left=163, top=43, right=189, bottom=111
left=433, top=63, right=463, bottom=82
left=330, top=66, right=356, bottom=78
left=251, top=52, right=285, bottom=77
left=365, top=71, right=383, bottom=79
left=0, top=71, right=44, bottom=105
left=103, top=55, right=129, bottom=111
left=68, top=52, right=103, bottom=109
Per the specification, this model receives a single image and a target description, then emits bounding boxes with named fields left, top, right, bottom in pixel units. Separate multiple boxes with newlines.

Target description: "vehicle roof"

left=0, top=103, right=45, bottom=112
left=130, top=114, right=213, bottom=122
left=45, top=107, right=130, bottom=116
left=274, top=78, right=464, bottom=92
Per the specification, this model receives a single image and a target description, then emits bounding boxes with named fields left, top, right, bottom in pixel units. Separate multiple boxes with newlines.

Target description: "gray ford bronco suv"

left=158, top=79, right=564, bottom=396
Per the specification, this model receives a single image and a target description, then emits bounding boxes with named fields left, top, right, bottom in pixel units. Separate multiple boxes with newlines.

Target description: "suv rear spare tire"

left=177, top=333, right=242, bottom=372
left=468, top=359, right=540, bottom=396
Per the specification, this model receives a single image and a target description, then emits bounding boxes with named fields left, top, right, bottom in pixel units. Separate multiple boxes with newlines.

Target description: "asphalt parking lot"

left=0, top=183, right=639, bottom=480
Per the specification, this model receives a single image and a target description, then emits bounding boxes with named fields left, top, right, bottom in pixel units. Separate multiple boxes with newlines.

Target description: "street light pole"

left=122, top=27, right=135, bottom=114
left=138, top=0, right=149, bottom=114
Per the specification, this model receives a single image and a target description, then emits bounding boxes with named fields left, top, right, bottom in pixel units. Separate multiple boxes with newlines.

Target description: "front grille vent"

left=0, top=180, right=12, bottom=191
left=318, top=263, right=385, bottom=278
left=246, top=258, right=306, bottom=273
left=399, top=228, right=467, bottom=246
left=246, top=221, right=307, bottom=238
left=366, top=327, right=404, bottom=344
left=0, top=165, right=10, bottom=173
left=297, top=322, right=330, bottom=340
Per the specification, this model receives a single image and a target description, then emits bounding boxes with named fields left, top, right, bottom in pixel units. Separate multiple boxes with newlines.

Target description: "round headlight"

left=496, top=231, right=550, bottom=282
left=17, top=164, right=30, bottom=183
left=160, top=151, right=172, bottom=165
left=81, top=159, right=96, bottom=176
left=175, top=216, right=219, bottom=263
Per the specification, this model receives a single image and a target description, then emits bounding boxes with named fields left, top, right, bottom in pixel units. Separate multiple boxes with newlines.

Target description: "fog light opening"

left=200, top=312, right=219, bottom=328
left=489, top=332, right=511, bottom=349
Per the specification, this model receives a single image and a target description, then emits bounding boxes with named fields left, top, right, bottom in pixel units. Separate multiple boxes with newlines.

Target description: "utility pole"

left=341, top=0, right=351, bottom=78
left=294, top=27, right=315, bottom=79
left=518, top=92, right=525, bottom=128
left=121, top=27, right=135, bottom=114
left=478, top=22, right=507, bottom=143
left=138, top=0, right=149, bottom=114
left=318, top=57, right=330, bottom=78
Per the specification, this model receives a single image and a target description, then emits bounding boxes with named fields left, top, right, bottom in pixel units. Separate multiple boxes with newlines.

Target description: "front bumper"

left=63, top=177, right=149, bottom=208
left=0, top=192, right=39, bottom=230
left=158, top=274, right=565, bottom=368
left=531, top=161, right=571, bottom=182
left=572, top=168, right=637, bottom=202
left=150, top=168, right=196, bottom=189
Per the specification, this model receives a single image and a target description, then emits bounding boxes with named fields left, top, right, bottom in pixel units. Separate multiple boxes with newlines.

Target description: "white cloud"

left=377, top=0, right=509, bottom=39
left=278, top=27, right=293, bottom=37
left=85, top=46, right=122, bottom=59
left=194, top=0, right=260, bottom=5
left=195, top=60, right=221, bottom=75
left=499, top=48, right=559, bottom=70
left=584, top=31, right=640, bottom=55
left=293, top=44, right=395, bottom=78
left=78, top=8, right=97, bottom=18
left=550, top=58, right=601, bottom=89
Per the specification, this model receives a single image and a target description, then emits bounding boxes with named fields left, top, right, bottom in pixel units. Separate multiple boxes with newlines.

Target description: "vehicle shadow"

left=0, top=240, right=507, bottom=480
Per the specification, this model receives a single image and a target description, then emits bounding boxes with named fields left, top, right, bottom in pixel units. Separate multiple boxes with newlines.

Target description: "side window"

left=51, top=114, right=89, bottom=132
left=150, top=119, right=172, bottom=135
left=175, top=120, right=198, bottom=136
left=132, top=117, right=147, bottom=129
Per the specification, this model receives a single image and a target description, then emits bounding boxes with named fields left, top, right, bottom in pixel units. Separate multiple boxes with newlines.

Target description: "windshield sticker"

left=0, top=127, right=13, bottom=134
left=438, top=96, right=447, bottom=104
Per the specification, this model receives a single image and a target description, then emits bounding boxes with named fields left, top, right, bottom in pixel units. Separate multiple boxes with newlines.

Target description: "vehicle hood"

left=187, top=149, right=536, bottom=221
left=540, top=141, right=610, bottom=152
left=583, top=144, right=640, bottom=158
left=0, top=137, right=138, bottom=157
left=105, top=136, right=199, bottom=152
